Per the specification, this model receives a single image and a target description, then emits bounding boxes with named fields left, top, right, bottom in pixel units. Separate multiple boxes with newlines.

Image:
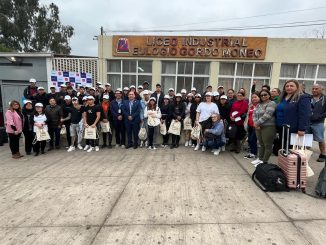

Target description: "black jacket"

left=160, top=103, right=172, bottom=121
left=218, top=103, right=231, bottom=123
left=35, top=93, right=49, bottom=106
left=171, top=101, right=185, bottom=120
left=22, top=106, right=34, bottom=132
left=311, top=94, right=326, bottom=124
left=23, top=85, right=38, bottom=103
left=190, top=102, right=200, bottom=127
left=151, top=92, right=165, bottom=107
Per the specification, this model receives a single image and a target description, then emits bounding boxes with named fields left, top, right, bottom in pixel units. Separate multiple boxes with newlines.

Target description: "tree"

left=0, top=0, right=74, bottom=54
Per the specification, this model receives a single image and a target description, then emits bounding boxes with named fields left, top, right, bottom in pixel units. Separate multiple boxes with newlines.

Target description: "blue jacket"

left=276, top=94, right=311, bottom=133
left=206, top=120, right=226, bottom=143
left=110, top=99, right=124, bottom=121
left=122, top=99, right=142, bottom=123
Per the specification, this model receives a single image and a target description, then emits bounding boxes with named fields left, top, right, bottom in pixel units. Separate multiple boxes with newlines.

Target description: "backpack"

left=252, top=163, right=288, bottom=192
left=315, top=166, right=326, bottom=198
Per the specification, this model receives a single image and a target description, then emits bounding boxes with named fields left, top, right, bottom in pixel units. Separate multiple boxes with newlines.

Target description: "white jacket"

left=144, top=106, right=161, bottom=126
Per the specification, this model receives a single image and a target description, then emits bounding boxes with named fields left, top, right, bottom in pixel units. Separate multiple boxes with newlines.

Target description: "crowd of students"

left=5, top=78, right=326, bottom=165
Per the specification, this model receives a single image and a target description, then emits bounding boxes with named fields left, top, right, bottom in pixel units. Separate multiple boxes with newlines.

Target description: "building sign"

left=113, top=35, right=267, bottom=60
left=50, top=70, right=92, bottom=91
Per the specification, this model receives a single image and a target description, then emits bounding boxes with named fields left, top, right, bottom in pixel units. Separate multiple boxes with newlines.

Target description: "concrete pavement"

left=0, top=143, right=325, bottom=245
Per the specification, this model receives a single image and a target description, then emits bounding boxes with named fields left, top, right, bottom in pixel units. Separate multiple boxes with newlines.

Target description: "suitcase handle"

left=282, top=124, right=290, bottom=156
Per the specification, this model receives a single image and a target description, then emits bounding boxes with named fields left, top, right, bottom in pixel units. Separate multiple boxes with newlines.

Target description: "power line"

left=140, top=6, right=326, bottom=30
left=106, top=19, right=326, bottom=33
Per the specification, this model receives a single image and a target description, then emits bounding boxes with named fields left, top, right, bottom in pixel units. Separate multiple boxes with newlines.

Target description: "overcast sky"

left=40, top=0, right=326, bottom=56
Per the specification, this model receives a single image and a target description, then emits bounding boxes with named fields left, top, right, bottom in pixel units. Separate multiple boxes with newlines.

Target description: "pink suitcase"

left=277, top=125, right=307, bottom=192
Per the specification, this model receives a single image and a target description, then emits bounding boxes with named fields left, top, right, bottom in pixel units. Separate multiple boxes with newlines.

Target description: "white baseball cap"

left=37, top=87, right=45, bottom=90
left=175, top=93, right=182, bottom=97
left=168, top=88, right=175, bottom=92
left=29, top=78, right=36, bottom=83
left=138, top=85, right=143, bottom=89
left=98, top=85, right=104, bottom=89
left=23, top=99, right=32, bottom=105
left=195, top=93, right=202, bottom=98
left=187, top=93, right=193, bottom=97
left=143, top=90, right=149, bottom=95
left=149, top=97, right=156, bottom=101
left=72, top=97, right=78, bottom=101
left=181, top=89, right=187, bottom=94
left=191, top=87, right=197, bottom=91
left=60, top=84, right=67, bottom=88
left=64, top=95, right=71, bottom=100
left=96, top=81, right=102, bottom=85
left=164, top=95, right=170, bottom=99
left=89, top=87, right=95, bottom=91
left=123, top=87, right=129, bottom=91
left=105, top=83, right=111, bottom=87
left=205, top=92, right=213, bottom=96
left=103, top=94, right=110, bottom=100
left=87, top=96, right=95, bottom=100
left=82, top=96, right=88, bottom=101
left=35, top=103, right=43, bottom=107
left=213, top=91, right=220, bottom=97
left=130, top=85, right=136, bottom=89
left=115, top=88, right=122, bottom=93
left=220, top=95, right=228, bottom=100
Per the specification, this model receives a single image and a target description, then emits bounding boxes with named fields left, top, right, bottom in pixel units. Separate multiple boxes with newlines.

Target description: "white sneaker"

left=202, top=146, right=206, bottom=152
left=147, top=146, right=152, bottom=150
left=77, top=144, right=83, bottom=150
left=194, top=144, right=200, bottom=151
left=213, top=149, right=221, bottom=156
left=95, top=146, right=99, bottom=152
left=145, top=141, right=148, bottom=147
left=152, top=146, right=157, bottom=150
left=87, top=147, right=94, bottom=153
left=191, top=144, right=195, bottom=148
left=221, top=146, right=226, bottom=152
left=140, top=141, right=144, bottom=148
left=67, top=146, right=75, bottom=152
left=84, top=145, right=90, bottom=151
left=251, top=159, right=263, bottom=165
left=185, top=141, right=189, bottom=147
left=189, top=140, right=192, bottom=146
left=121, top=145, right=125, bottom=149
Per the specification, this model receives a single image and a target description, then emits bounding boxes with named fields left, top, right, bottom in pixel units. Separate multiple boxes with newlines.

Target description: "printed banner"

left=50, top=71, right=92, bottom=91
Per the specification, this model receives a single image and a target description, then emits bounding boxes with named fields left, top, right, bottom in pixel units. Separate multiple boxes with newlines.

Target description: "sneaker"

left=214, top=149, right=221, bottom=156
left=221, top=146, right=226, bottom=152
left=317, top=154, right=326, bottom=162
left=77, top=144, right=83, bottom=150
left=194, top=144, right=200, bottom=151
left=95, top=146, right=100, bottom=152
left=101, top=144, right=107, bottom=148
left=140, top=141, right=144, bottom=148
left=251, top=159, right=263, bottom=165
left=152, top=146, right=157, bottom=150
left=87, top=147, right=94, bottom=153
left=115, top=145, right=120, bottom=149
left=147, top=146, right=152, bottom=150
left=84, top=145, right=90, bottom=151
left=244, top=153, right=256, bottom=159
left=191, top=144, right=195, bottom=148
left=121, top=145, right=125, bottom=149
left=188, top=140, right=192, bottom=146
left=202, top=146, right=206, bottom=152
left=185, top=141, right=189, bottom=147
left=145, top=141, right=148, bottom=147
left=161, top=144, right=165, bottom=148
left=67, top=146, right=75, bottom=152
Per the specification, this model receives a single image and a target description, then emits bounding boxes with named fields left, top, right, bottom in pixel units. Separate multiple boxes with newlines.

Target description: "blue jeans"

left=248, top=126, right=257, bottom=155
left=203, top=139, right=225, bottom=150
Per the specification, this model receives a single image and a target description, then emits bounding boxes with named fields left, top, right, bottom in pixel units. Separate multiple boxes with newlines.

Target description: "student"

left=23, top=78, right=38, bottom=105
left=218, top=95, right=231, bottom=124
left=110, top=88, right=126, bottom=148
left=61, top=95, right=73, bottom=147
left=67, top=97, right=84, bottom=152
left=100, top=94, right=113, bottom=148
left=48, top=85, right=61, bottom=102
left=203, top=113, right=226, bottom=156
left=151, top=83, right=165, bottom=108
left=144, top=97, right=161, bottom=150
left=229, top=91, right=249, bottom=153
left=35, top=87, right=48, bottom=106
left=184, top=93, right=194, bottom=147
left=22, top=100, right=34, bottom=155
left=308, top=84, right=326, bottom=162
left=160, top=95, right=172, bottom=147
left=227, top=89, right=236, bottom=106
left=5, top=100, right=24, bottom=159
left=83, top=96, right=101, bottom=153
left=33, top=103, right=47, bottom=156
left=195, top=92, right=219, bottom=151
left=275, top=79, right=311, bottom=153
left=252, top=90, right=277, bottom=165
left=45, top=98, right=63, bottom=150
left=244, top=92, right=259, bottom=160
left=122, top=91, right=142, bottom=149
left=139, top=90, right=150, bottom=148
left=190, top=94, right=202, bottom=148
left=170, top=93, right=186, bottom=149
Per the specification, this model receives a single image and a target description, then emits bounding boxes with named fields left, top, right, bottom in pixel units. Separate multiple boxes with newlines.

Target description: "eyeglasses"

left=260, top=94, right=269, bottom=97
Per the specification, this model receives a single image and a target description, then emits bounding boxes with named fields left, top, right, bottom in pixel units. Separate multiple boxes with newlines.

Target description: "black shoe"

left=26, top=152, right=31, bottom=155
left=133, top=145, right=138, bottom=149
left=101, top=144, right=107, bottom=148
left=170, top=144, right=175, bottom=149
left=55, top=146, right=60, bottom=150
left=317, top=154, right=326, bottom=162
left=175, top=144, right=179, bottom=148
left=34, top=152, right=39, bottom=156
left=41, top=151, right=45, bottom=154
left=48, top=147, right=54, bottom=151
left=108, top=145, right=112, bottom=149
left=126, top=145, right=132, bottom=149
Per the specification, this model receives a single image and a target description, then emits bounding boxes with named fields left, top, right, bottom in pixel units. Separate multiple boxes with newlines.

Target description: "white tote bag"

left=33, top=127, right=51, bottom=144
left=160, top=121, right=167, bottom=135
left=138, top=126, right=147, bottom=140
left=100, top=121, right=111, bottom=133
left=168, top=119, right=181, bottom=136
left=183, top=116, right=192, bottom=130
left=191, top=124, right=202, bottom=140
left=84, top=127, right=97, bottom=140
left=60, top=125, right=66, bottom=135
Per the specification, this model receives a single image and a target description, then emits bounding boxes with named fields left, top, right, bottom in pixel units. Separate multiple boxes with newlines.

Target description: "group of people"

left=5, top=78, right=326, bottom=165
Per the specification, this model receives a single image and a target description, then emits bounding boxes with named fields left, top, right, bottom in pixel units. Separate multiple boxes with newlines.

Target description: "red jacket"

left=230, top=100, right=249, bottom=126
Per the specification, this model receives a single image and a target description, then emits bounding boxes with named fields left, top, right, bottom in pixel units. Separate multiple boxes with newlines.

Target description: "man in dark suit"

left=122, top=91, right=142, bottom=149
left=151, top=83, right=165, bottom=108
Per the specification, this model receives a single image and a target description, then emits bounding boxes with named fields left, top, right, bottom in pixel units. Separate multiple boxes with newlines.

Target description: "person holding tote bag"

left=144, top=97, right=161, bottom=150
left=5, top=100, right=24, bottom=159
left=33, top=103, right=48, bottom=156
left=170, top=93, right=185, bottom=149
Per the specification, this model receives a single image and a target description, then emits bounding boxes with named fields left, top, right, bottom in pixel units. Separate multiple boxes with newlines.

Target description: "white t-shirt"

left=196, top=102, right=219, bottom=122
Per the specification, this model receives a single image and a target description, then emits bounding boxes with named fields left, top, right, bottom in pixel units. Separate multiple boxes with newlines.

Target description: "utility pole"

left=100, top=26, right=103, bottom=36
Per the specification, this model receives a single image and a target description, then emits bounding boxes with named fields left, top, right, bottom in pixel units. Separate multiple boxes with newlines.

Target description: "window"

left=161, top=61, right=210, bottom=93
left=218, top=62, right=272, bottom=97
left=279, top=64, right=326, bottom=93
left=107, top=60, right=152, bottom=89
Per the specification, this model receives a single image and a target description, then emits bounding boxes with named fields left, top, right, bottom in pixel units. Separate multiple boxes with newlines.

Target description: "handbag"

left=138, top=124, right=147, bottom=140
left=33, top=127, right=51, bottom=144
left=84, top=127, right=97, bottom=140
left=60, top=125, right=66, bottom=135
left=292, top=135, right=314, bottom=177
left=191, top=124, right=202, bottom=140
left=100, top=121, right=111, bottom=133
left=226, top=123, right=237, bottom=139
left=168, top=119, right=181, bottom=135
left=183, top=116, right=192, bottom=130
left=160, top=121, right=167, bottom=135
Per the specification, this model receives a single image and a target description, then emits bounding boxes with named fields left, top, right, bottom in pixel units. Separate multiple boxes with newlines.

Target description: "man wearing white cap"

left=110, top=88, right=126, bottom=148
left=103, top=83, right=115, bottom=102
left=45, top=97, right=63, bottom=150
left=151, top=83, right=165, bottom=108
left=58, top=84, right=67, bottom=106
left=191, top=87, right=197, bottom=96
left=48, top=85, right=60, bottom=103
left=61, top=95, right=73, bottom=147
left=88, top=87, right=99, bottom=105
left=168, top=88, right=175, bottom=101
left=123, top=87, right=129, bottom=100
left=99, top=94, right=113, bottom=148
left=23, top=78, right=38, bottom=104
left=217, top=86, right=225, bottom=96
left=22, top=100, right=34, bottom=155
left=35, top=87, right=48, bottom=106
left=67, top=97, right=84, bottom=152
left=180, top=89, right=187, bottom=103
